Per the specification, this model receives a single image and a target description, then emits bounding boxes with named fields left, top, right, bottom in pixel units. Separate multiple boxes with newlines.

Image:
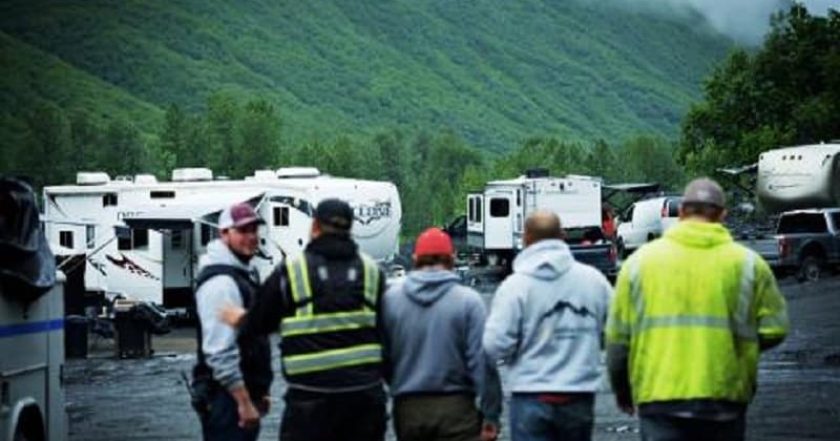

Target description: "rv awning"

left=122, top=193, right=266, bottom=230
left=122, top=203, right=227, bottom=230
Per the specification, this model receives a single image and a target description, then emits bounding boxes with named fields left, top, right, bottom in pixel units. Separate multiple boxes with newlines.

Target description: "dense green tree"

left=237, top=99, right=281, bottom=176
left=206, top=92, right=240, bottom=177
left=680, top=5, right=840, bottom=172
left=67, top=110, right=105, bottom=172
left=17, top=103, right=73, bottom=188
left=100, top=120, right=147, bottom=176
left=159, top=104, right=189, bottom=167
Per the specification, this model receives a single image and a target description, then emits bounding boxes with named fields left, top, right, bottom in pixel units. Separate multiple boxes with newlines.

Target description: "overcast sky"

left=609, top=0, right=838, bottom=44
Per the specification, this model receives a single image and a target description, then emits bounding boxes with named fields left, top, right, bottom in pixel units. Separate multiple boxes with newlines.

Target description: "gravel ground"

left=66, top=276, right=840, bottom=441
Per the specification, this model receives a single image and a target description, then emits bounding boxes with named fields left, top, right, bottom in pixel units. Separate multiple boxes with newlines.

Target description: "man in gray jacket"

left=384, top=227, right=502, bottom=441
left=192, top=202, right=272, bottom=441
left=484, top=211, right=612, bottom=441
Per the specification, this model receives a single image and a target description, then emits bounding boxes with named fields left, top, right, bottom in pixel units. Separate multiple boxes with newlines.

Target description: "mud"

left=66, top=276, right=840, bottom=440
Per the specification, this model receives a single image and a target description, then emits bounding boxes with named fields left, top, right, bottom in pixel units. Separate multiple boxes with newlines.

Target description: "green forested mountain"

left=0, top=0, right=732, bottom=152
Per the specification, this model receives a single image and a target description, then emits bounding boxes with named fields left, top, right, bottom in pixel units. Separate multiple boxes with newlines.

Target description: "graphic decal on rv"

left=106, top=254, right=160, bottom=280
left=88, top=259, right=107, bottom=276
left=354, top=201, right=392, bottom=225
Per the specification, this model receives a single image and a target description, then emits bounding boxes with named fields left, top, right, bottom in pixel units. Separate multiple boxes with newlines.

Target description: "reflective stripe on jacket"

left=280, top=253, right=382, bottom=377
left=606, top=220, right=789, bottom=404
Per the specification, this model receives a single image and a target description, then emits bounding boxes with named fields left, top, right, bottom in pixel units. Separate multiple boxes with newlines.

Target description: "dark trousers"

left=639, top=414, right=746, bottom=441
left=509, top=393, right=595, bottom=441
left=280, top=386, right=387, bottom=441
left=393, top=393, right=481, bottom=441
left=199, top=389, right=260, bottom=441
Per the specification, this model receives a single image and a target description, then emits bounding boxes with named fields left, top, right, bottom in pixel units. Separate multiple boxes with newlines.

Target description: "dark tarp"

left=0, top=177, right=56, bottom=302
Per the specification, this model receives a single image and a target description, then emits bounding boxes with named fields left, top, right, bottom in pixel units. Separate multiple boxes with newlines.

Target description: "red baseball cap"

left=218, top=202, right=264, bottom=230
left=414, top=227, right=454, bottom=257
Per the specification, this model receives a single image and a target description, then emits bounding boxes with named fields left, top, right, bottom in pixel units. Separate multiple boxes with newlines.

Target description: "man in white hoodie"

left=484, top=210, right=613, bottom=441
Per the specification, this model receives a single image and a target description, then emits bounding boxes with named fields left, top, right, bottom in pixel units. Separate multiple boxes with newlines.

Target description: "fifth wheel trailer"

left=756, top=143, right=840, bottom=213
left=43, top=167, right=402, bottom=309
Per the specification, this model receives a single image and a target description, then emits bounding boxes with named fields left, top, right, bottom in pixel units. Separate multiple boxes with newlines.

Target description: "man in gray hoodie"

left=192, top=203, right=272, bottom=441
left=484, top=211, right=613, bottom=441
left=383, top=227, right=502, bottom=441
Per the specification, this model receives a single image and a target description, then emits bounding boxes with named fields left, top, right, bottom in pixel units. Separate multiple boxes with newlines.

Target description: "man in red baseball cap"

left=382, top=227, right=502, bottom=441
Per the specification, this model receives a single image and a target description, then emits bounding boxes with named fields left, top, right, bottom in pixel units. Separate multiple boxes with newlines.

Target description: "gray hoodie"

left=483, top=239, right=613, bottom=393
left=383, top=269, right=502, bottom=422
left=195, top=239, right=257, bottom=391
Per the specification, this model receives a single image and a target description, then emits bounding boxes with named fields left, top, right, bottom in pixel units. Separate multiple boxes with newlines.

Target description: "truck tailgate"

left=740, top=237, right=781, bottom=267
left=570, top=243, right=617, bottom=278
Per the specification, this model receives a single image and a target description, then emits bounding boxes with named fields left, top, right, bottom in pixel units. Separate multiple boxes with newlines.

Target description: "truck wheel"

left=797, top=256, right=823, bottom=283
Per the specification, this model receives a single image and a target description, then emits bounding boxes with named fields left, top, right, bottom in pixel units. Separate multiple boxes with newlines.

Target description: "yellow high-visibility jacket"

left=606, top=220, right=789, bottom=405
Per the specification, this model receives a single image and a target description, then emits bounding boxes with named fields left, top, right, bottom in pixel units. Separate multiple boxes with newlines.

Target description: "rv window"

left=60, top=230, right=74, bottom=249
left=102, top=193, right=118, bottom=207
left=468, top=198, right=475, bottom=222
left=516, top=190, right=521, bottom=207
left=476, top=198, right=483, bottom=223
left=171, top=230, right=183, bottom=249
left=490, top=198, right=510, bottom=217
left=273, top=206, right=289, bottom=227
left=86, top=225, right=95, bottom=249
left=150, top=191, right=176, bottom=199
left=133, top=229, right=149, bottom=249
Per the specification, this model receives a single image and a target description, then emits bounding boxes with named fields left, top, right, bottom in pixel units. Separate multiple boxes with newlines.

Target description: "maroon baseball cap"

left=218, top=202, right=264, bottom=230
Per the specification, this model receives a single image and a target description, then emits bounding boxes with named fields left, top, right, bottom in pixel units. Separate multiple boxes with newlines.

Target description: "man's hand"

left=237, top=400, right=260, bottom=429
left=219, top=305, right=246, bottom=328
left=229, top=385, right=260, bottom=429
left=480, top=421, right=499, bottom=441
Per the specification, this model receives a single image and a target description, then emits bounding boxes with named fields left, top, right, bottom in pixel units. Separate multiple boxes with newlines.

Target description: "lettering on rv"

left=354, top=201, right=392, bottom=225
left=117, top=211, right=144, bottom=220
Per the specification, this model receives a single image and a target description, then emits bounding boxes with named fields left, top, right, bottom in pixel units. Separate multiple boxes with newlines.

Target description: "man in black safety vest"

left=221, top=198, right=387, bottom=441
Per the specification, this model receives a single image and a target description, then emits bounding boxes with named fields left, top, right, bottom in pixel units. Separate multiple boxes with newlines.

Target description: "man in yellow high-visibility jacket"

left=606, top=178, right=789, bottom=441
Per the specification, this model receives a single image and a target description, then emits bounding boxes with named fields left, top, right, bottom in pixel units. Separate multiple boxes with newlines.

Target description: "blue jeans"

left=509, top=394, right=595, bottom=441
left=199, top=389, right=260, bottom=441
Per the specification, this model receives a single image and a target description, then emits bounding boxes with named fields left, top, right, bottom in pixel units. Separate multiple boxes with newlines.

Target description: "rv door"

left=162, top=229, right=192, bottom=308
left=484, top=190, right=515, bottom=250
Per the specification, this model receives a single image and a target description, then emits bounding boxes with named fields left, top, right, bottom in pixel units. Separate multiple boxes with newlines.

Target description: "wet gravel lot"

left=66, top=275, right=840, bottom=441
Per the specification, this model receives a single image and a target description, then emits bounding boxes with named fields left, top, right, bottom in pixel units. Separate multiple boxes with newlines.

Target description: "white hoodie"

left=483, top=239, right=613, bottom=393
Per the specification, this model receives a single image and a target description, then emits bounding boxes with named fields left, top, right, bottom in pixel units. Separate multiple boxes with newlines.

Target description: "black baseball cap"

left=314, top=198, right=354, bottom=231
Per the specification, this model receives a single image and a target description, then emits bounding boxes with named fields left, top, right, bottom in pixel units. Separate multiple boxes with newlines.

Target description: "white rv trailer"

left=466, top=170, right=607, bottom=270
left=43, top=168, right=402, bottom=308
left=756, top=143, right=840, bottom=213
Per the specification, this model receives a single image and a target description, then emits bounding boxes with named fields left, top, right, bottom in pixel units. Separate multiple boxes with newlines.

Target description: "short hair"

left=414, top=254, right=454, bottom=269
left=681, top=202, right=725, bottom=221
left=525, top=210, right=564, bottom=243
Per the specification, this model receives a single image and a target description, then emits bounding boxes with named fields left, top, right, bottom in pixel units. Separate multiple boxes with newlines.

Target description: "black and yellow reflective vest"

left=278, top=250, right=384, bottom=388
